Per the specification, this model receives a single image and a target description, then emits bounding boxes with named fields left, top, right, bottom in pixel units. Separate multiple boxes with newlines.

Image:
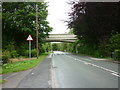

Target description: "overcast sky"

left=45, top=0, right=71, bottom=34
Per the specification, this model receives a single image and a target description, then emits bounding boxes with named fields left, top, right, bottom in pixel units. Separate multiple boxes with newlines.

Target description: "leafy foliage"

left=114, top=49, right=120, bottom=60
left=2, top=2, right=52, bottom=47
left=2, top=50, right=11, bottom=64
left=1, top=54, right=47, bottom=74
left=2, top=2, right=52, bottom=63
left=52, top=43, right=59, bottom=51
left=108, top=34, right=120, bottom=51
left=67, top=2, right=119, bottom=58
left=68, top=2, right=119, bottom=45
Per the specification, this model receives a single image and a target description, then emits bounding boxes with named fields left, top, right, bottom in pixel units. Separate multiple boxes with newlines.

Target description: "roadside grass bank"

left=0, top=53, right=49, bottom=74
left=0, top=79, right=6, bottom=84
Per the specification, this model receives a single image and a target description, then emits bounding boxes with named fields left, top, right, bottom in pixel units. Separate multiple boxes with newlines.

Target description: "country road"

left=2, top=57, right=52, bottom=88
left=52, top=51, right=119, bottom=88
left=1, top=51, right=119, bottom=89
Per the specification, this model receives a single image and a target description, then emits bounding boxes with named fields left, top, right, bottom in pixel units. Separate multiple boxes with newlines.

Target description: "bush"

left=24, top=49, right=36, bottom=58
left=17, top=43, right=28, bottom=56
left=10, top=50, right=19, bottom=58
left=2, top=50, right=11, bottom=64
left=24, top=50, right=29, bottom=57
left=94, top=50, right=102, bottom=58
left=31, top=49, right=36, bottom=57
left=108, top=34, right=120, bottom=51
left=114, top=49, right=120, bottom=60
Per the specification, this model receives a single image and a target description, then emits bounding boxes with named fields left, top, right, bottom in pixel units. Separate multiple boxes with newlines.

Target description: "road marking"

left=52, top=58, right=57, bottom=68
left=47, top=53, right=53, bottom=58
left=31, top=73, right=34, bottom=75
left=4, top=73, right=18, bottom=79
left=111, top=73, right=120, bottom=77
left=51, top=66, right=56, bottom=88
left=84, top=62, right=91, bottom=65
left=48, top=80, right=51, bottom=88
left=66, top=55, right=120, bottom=77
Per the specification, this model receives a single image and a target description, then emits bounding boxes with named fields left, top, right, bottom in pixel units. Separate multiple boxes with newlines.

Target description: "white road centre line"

left=51, top=65, right=56, bottom=88
left=66, top=55, right=120, bottom=77
left=48, top=80, right=51, bottom=88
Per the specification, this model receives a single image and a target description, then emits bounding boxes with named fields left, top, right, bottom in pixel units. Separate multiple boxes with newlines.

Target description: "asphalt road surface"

left=2, top=51, right=119, bottom=89
left=52, top=51, right=119, bottom=88
left=2, top=57, right=52, bottom=88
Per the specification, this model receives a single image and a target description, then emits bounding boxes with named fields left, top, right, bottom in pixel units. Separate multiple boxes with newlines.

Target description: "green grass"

left=0, top=53, right=48, bottom=74
left=0, top=79, right=6, bottom=84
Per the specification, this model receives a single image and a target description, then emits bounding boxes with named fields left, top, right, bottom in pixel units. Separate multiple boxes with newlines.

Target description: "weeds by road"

left=0, top=79, right=6, bottom=84
left=0, top=53, right=48, bottom=74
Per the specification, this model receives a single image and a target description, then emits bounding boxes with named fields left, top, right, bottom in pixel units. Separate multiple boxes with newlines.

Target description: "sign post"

left=26, top=35, right=33, bottom=58
left=29, top=40, right=31, bottom=58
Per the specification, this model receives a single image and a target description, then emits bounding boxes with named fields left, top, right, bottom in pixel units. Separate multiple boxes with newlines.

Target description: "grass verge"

left=0, top=79, right=6, bottom=84
left=0, top=53, right=48, bottom=74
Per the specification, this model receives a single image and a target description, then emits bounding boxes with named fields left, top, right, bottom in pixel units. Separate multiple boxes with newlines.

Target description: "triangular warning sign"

left=26, top=35, right=33, bottom=41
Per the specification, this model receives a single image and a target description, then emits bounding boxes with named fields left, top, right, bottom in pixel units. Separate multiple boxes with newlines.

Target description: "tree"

left=68, top=2, right=119, bottom=45
left=2, top=1, right=52, bottom=58
left=2, top=2, right=52, bottom=54
left=67, top=2, right=119, bottom=57
left=52, top=43, right=59, bottom=51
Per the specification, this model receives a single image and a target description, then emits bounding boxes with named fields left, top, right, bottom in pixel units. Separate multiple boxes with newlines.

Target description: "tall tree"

left=2, top=2, right=52, bottom=52
left=68, top=2, right=119, bottom=46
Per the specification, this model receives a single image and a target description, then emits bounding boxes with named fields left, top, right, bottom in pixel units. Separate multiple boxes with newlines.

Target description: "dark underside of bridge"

left=42, top=40, right=76, bottom=43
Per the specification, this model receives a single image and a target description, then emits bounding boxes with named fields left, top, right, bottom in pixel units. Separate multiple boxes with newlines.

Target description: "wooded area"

left=2, top=2, right=52, bottom=63
left=52, top=2, right=120, bottom=60
left=66, top=2, right=120, bottom=59
left=2, top=2, right=120, bottom=64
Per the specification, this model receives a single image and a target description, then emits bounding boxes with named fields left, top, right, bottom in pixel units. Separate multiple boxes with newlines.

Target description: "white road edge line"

left=66, top=55, right=120, bottom=77
left=4, top=73, right=18, bottom=79
left=111, top=73, right=120, bottom=77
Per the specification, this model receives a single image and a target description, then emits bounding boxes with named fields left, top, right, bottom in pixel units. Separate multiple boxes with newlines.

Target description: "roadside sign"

left=27, top=35, right=33, bottom=41
left=26, top=35, right=33, bottom=58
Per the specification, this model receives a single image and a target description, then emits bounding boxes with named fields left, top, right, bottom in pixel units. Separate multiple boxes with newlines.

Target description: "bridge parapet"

left=45, top=34, right=77, bottom=42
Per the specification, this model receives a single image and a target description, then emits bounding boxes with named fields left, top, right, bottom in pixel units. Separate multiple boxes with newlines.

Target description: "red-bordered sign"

left=26, top=35, right=33, bottom=41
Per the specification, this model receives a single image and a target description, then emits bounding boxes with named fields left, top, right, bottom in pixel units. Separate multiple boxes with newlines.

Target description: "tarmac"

left=1, top=55, right=52, bottom=89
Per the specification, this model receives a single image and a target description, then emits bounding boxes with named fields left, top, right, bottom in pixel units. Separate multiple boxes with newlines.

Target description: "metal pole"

left=36, top=4, right=39, bottom=59
left=29, top=40, right=31, bottom=58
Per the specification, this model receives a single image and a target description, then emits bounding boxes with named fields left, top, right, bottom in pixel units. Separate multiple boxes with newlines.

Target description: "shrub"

left=31, top=49, right=36, bottom=57
left=10, top=50, right=19, bottom=58
left=2, top=50, right=11, bottom=64
left=24, top=49, right=36, bottom=57
left=94, top=50, right=102, bottom=58
left=24, top=50, right=29, bottom=57
left=17, top=43, right=28, bottom=56
left=108, top=34, right=120, bottom=51
left=114, top=49, right=120, bottom=60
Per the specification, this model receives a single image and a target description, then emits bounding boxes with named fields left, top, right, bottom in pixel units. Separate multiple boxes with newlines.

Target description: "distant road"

left=52, top=51, right=119, bottom=88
